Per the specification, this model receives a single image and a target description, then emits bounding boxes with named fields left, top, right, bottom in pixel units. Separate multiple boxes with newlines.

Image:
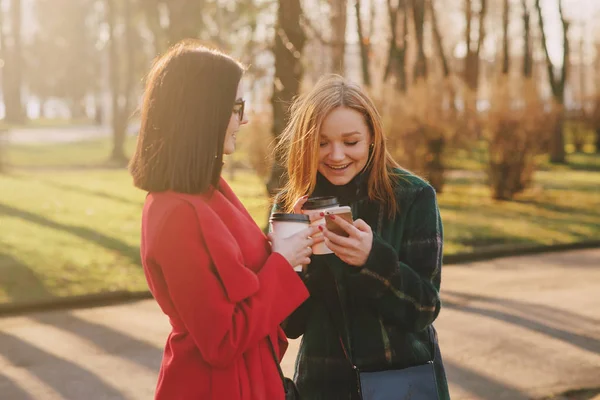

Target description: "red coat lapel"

left=169, top=188, right=262, bottom=304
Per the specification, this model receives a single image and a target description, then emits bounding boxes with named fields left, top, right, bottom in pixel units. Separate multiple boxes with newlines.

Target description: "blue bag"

left=358, top=356, right=438, bottom=400
left=322, top=266, right=441, bottom=400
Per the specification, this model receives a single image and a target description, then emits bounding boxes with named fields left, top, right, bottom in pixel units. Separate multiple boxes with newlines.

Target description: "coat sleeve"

left=346, top=185, right=443, bottom=332
left=150, top=202, right=309, bottom=368
left=281, top=275, right=314, bottom=339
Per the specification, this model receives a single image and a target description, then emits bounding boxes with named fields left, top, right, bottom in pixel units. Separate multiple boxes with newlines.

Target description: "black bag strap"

left=267, top=338, right=288, bottom=385
left=319, top=264, right=359, bottom=370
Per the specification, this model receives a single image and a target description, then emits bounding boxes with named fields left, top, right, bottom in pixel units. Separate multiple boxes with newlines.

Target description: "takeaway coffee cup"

left=302, top=196, right=353, bottom=255
left=269, top=213, right=310, bottom=271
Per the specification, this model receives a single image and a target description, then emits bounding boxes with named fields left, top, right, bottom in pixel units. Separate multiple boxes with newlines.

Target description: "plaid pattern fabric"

left=274, top=169, right=450, bottom=400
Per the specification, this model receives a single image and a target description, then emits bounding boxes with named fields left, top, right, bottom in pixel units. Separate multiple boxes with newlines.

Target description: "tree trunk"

left=107, top=0, right=135, bottom=165
left=411, top=0, right=427, bottom=80
left=37, top=96, right=45, bottom=119
left=501, top=0, right=509, bottom=74
left=428, top=0, right=450, bottom=77
left=330, top=0, right=347, bottom=74
left=521, top=0, right=532, bottom=77
left=266, top=0, right=306, bottom=196
left=535, top=0, right=567, bottom=163
left=355, top=0, right=371, bottom=86
left=166, top=0, right=204, bottom=44
left=384, top=0, right=408, bottom=92
left=595, top=128, right=600, bottom=154
left=464, top=0, right=486, bottom=90
left=550, top=114, right=566, bottom=163
left=69, top=97, right=87, bottom=120
left=141, top=0, right=167, bottom=54
left=0, top=9, right=6, bottom=172
left=3, top=0, right=25, bottom=124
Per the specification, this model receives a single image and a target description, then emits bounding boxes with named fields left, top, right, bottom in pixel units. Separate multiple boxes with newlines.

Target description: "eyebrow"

left=319, top=131, right=362, bottom=140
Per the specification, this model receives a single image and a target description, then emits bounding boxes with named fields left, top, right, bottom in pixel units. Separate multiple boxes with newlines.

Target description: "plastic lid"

left=269, top=213, right=310, bottom=223
left=302, top=196, right=339, bottom=210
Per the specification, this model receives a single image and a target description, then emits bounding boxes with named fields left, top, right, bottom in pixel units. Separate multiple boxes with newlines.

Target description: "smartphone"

left=325, top=209, right=353, bottom=237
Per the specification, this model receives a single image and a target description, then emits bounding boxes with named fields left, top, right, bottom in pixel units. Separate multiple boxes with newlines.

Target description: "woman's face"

left=317, top=106, right=372, bottom=186
left=223, top=82, right=248, bottom=155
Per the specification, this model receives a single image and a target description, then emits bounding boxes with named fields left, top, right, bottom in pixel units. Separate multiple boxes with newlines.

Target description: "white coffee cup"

left=302, top=197, right=353, bottom=255
left=269, top=213, right=311, bottom=271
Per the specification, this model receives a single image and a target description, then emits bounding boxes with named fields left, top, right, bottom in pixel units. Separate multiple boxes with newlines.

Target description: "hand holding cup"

left=269, top=225, right=324, bottom=268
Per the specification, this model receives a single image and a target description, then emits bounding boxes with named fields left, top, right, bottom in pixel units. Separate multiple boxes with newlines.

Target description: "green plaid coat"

left=273, top=169, right=450, bottom=400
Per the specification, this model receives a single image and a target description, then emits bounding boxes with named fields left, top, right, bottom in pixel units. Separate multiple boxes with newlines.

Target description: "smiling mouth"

left=326, top=163, right=351, bottom=171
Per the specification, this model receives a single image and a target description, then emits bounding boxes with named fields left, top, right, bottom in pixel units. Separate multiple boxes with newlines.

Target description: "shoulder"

left=143, top=192, right=206, bottom=236
left=145, top=191, right=202, bottom=216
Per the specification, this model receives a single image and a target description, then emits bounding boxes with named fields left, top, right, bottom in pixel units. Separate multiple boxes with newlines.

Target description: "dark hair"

left=129, top=40, right=244, bottom=193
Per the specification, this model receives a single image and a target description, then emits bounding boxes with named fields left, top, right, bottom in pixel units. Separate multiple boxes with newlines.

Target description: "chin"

left=223, top=144, right=235, bottom=155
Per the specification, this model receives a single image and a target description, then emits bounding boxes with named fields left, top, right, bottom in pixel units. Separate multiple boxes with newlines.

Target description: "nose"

left=328, top=143, right=345, bottom=162
left=241, top=114, right=249, bottom=125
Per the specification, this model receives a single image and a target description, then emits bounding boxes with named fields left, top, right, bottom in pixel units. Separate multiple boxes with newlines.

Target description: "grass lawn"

left=4, top=136, right=139, bottom=168
left=1, top=139, right=599, bottom=305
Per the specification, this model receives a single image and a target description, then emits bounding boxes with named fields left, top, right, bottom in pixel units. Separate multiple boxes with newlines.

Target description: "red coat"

left=140, top=178, right=309, bottom=400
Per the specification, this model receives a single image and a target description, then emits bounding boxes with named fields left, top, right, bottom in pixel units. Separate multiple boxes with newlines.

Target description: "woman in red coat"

left=128, top=41, right=321, bottom=400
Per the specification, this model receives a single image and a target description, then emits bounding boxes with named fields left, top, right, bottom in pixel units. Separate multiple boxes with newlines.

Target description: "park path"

left=4, top=124, right=138, bottom=145
left=0, top=248, right=599, bottom=400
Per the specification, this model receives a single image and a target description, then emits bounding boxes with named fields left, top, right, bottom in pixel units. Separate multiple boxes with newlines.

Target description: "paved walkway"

left=1, top=249, right=599, bottom=399
left=4, top=124, right=139, bottom=145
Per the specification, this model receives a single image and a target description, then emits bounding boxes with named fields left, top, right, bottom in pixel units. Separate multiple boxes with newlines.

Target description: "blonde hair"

left=276, top=75, right=401, bottom=216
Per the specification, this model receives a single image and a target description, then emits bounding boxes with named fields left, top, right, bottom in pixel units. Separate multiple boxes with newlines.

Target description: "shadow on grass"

left=513, top=199, right=599, bottom=216
left=0, top=202, right=140, bottom=264
left=32, top=312, right=162, bottom=372
left=0, top=250, right=51, bottom=303
left=37, top=179, right=140, bottom=206
left=0, top=331, right=126, bottom=399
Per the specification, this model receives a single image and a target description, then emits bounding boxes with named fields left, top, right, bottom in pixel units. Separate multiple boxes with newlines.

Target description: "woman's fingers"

left=326, top=214, right=359, bottom=237
left=353, top=218, right=372, bottom=233
left=293, top=195, right=309, bottom=214
left=324, top=237, right=348, bottom=256
left=322, top=226, right=354, bottom=247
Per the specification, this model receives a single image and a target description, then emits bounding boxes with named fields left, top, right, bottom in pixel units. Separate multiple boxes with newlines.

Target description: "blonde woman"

left=273, top=75, right=450, bottom=400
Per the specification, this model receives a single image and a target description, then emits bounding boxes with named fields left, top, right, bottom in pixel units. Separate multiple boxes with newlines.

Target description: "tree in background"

left=27, top=0, right=100, bottom=120
left=165, top=0, right=204, bottom=45
left=266, top=0, right=306, bottom=196
left=106, top=0, right=137, bottom=164
left=384, top=0, right=409, bottom=91
left=410, top=0, right=427, bottom=80
left=521, top=0, right=533, bottom=78
left=535, top=0, right=568, bottom=163
left=355, top=0, right=373, bottom=86
left=428, top=0, right=450, bottom=79
left=330, top=0, right=347, bottom=74
left=501, top=0, right=509, bottom=75
left=463, top=0, right=487, bottom=91
left=1, top=0, right=25, bottom=123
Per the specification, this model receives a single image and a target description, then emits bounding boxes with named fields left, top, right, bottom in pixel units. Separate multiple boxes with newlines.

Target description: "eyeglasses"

left=232, top=99, right=245, bottom=122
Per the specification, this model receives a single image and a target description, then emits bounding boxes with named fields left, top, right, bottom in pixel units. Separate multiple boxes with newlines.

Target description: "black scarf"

left=311, top=167, right=371, bottom=206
